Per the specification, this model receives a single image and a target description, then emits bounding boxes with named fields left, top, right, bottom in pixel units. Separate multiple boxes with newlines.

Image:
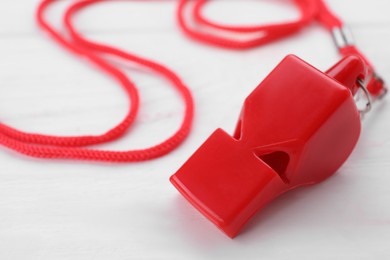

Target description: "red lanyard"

left=0, top=0, right=386, bottom=162
left=0, top=0, right=194, bottom=162
left=178, top=0, right=385, bottom=96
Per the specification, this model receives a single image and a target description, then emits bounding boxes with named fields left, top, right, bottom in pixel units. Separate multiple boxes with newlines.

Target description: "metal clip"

left=332, top=26, right=355, bottom=50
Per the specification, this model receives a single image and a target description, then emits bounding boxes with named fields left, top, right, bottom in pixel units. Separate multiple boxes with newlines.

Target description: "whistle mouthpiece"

left=171, top=55, right=364, bottom=238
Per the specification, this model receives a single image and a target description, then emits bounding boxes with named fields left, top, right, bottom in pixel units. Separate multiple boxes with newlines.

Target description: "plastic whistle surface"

left=170, top=55, right=366, bottom=238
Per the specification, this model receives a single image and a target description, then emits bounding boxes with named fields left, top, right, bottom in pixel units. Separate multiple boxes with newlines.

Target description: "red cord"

left=178, top=0, right=385, bottom=96
left=0, top=0, right=384, bottom=162
left=0, top=0, right=194, bottom=162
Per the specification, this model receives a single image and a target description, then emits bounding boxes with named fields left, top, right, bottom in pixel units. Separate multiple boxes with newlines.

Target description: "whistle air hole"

left=257, top=151, right=290, bottom=183
left=233, top=120, right=242, bottom=140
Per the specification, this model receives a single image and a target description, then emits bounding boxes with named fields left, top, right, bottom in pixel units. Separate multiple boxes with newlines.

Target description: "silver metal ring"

left=357, top=78, right=372, bottom=115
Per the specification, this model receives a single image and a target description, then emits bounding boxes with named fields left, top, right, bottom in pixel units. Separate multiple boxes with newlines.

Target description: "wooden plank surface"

left=1, top=1, right=389, bottom=259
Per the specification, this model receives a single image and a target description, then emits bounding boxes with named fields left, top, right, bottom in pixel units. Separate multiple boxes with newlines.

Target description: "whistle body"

left=170, top=55, right=363, bottom=238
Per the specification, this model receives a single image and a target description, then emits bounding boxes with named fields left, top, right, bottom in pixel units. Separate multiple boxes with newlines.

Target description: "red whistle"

left=170, top=55, right=366, bottom=238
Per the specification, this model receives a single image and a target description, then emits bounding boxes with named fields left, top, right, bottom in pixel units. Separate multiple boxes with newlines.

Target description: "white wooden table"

left=1, top=1, right=389, bottom=259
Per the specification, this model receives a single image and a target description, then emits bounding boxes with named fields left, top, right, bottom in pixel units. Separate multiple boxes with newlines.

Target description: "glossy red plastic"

left=170, top=55, right=365, bottom=238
